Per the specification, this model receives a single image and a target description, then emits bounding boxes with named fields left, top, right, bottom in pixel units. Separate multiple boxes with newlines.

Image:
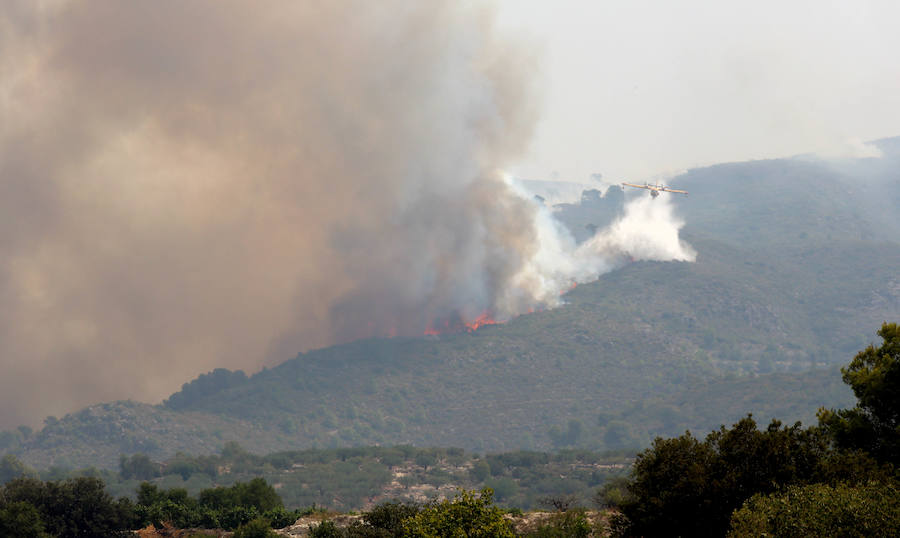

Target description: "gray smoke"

left=0, top=0, right=545, bottom=428
left=0, top=0, right=692, bottom=429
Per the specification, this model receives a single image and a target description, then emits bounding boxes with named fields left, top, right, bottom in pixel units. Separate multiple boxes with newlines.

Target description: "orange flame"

left=463, top=312, right=499, bottom=331
left=423, top=311, right=500, bottom=335
left=559, top=281, right=577, bottom=295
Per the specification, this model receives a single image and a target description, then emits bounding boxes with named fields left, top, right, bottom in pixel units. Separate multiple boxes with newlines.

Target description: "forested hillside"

left=4, top=139, right=899, bottom=470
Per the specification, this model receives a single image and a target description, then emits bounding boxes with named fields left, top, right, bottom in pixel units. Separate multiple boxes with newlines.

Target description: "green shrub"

left=309, top=520, right=343, bottom=537
left=263, top=506, right=305, bottom=528
left=526, top=509, right=592, bottom=538
left=218, top=505, right=260, bottom=530
left=594, top=476, right=632, bottom=509
left=233, top=516, right=279, bottom=538
left=363, top=500, right=419, bottom=534
left=0, top=501, right=48, bottom=538
left=729, top=482, right=900, bottom=537
left=402, top=488, right=515, bottom=538
left=199, top=478, right=282, bottom=512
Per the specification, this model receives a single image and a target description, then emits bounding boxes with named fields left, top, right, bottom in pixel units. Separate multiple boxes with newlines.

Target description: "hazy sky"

left=495, top=0, right=900, bottom=182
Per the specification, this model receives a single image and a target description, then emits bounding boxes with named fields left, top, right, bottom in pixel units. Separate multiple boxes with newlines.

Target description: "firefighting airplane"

left=621, top=182, right=689, bottom=198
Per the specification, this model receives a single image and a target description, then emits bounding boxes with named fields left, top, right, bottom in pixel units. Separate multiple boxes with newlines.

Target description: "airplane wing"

left=661, top=187, right=688, bottom=195
left=621, top=182, right=651, bottom=190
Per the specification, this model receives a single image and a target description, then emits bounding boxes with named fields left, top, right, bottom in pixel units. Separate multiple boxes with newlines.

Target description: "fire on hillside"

left=423, top=311, right=501, bottom=336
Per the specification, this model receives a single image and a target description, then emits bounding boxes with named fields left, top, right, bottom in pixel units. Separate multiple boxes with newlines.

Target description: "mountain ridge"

left=4, top=139, right=899, bottom=469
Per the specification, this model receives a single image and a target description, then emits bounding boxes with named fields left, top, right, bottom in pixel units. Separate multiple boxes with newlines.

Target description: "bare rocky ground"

left=274, top=510, right=613, bottom=537
left=276, top=513, right=363, bottom=536
left=134, top=523, right=231, bottom=536
left=129, top=510, right=615, bottom=537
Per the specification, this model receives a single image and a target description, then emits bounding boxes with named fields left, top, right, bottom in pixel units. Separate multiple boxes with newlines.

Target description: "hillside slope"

left=6, top=139, right=900, bottom=469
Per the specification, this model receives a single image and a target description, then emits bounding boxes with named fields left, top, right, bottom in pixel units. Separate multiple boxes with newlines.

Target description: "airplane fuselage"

left=621, top=182, right=688, bottom=197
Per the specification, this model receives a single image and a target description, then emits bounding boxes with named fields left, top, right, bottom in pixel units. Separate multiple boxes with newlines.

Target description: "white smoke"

left=497, top=184, right=695, bottom=317
left=584, top=195, right=696, bottom=263
left=814, top=137, right=884, bottom=159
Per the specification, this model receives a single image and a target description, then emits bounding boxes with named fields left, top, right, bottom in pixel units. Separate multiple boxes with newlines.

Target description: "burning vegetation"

left=423, top=311, right=501, bottom=336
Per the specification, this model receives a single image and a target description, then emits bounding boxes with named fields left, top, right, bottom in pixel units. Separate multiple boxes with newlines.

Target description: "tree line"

left=603, top=322, right=900, bottom=536
left=0, top=475, right=309, bottom=537
left=0, top=477, right=600, bottom=537
left=4, top=443, right=629, bottom=512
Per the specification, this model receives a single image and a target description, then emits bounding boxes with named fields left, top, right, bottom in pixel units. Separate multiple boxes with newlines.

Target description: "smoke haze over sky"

left=1, top=0, right=897, bottom=429
left=495, top=0, right=900, bottom=182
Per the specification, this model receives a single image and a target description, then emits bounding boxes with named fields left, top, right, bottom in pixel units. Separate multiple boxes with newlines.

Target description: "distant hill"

left=5, top=138, right=900, bottom=469
left=515, top=178, right=608, bottom=206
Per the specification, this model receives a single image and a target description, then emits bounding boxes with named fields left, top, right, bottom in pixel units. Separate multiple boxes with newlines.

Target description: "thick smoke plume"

left=506, top=185, right=695, bottom=312
left=0, top=0, right=692, bottom=428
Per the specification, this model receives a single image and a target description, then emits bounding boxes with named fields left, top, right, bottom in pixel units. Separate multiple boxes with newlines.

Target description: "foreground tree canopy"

left=401, top=488, right=515, bottom=538
left=0, top=477, right=297, bottom=537
left=611, top=322, right=900, bottom=537
left=819, top=322, right=900, bottom=466
left=611, top=417, right=826, bottom=537
left=728, top=482, right=900, bottom=538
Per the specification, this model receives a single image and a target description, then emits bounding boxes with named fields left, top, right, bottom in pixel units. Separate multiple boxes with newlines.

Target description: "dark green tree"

left=414, top=450, right=438, bottom=472
left=199, top=478, right=282, bottom=512
left=135, top=480, right=294, bottom=530
left=0, top=454, right=36, bottom=484
left=163, top=368, right=248, bottom=409
left=729, top=482, right=900, bottom=537
left=119, top=453, right=160, bottom=480
left=163, top=452, right=202, bottom=480
left=470, top=459, right=491, bottom=481
left=614, top=417, right=826, bottom=538
left=484, top=477, right=518, bottom=502
left=233, top=516, right=279, bottom=538
left=819, top=322, right=900, bottom=466
left=0, top=501, right=48, bottom=538
left=3, top=476, right=132, bottom=537
left=614, top=432, right=717, bottom=537
left=707, top=417, right=826, bottom=516
left=363, top=500, right=419, bottom=535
